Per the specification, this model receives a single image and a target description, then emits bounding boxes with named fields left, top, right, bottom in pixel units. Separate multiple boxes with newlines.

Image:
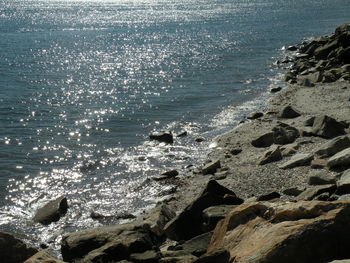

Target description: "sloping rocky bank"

left=3, top=22, right=350, bottom=263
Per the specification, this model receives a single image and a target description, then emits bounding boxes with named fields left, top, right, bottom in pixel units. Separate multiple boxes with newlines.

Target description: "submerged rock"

left=33, top=196, right=68, bottom=225
left=150, top=131, right=174, bottom=144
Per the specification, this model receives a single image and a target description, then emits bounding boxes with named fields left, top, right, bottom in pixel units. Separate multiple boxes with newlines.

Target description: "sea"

left=0, top=0, right=349, bottom=250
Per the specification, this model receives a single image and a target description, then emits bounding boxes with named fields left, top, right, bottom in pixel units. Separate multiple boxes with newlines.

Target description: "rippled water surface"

left=0, top=0, right=349, bottom=248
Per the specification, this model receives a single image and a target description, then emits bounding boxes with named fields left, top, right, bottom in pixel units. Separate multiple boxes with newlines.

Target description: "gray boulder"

left=314, top=136, right=350, bottom=158
left=312, top=115, right=346, bottom=139
left=327, top=148, right=350, bottom=169
left=272, top=122, right=300, bottom=145
left=0, top=232, right=38, bottom=263
left=201, top=160, right=221, bottom=175
left=296, top=184, right=337, bottom=201
left=164, top=180, right=243, bottom=241
left=278, top=105, right=301, bottom=119
left=336, top=170, right=350, bottom=195
left=33, top=196, right=68, bottom=225
left=308, top=173, right=337, bottom=185
left=202, top=205, right=237, bottom=231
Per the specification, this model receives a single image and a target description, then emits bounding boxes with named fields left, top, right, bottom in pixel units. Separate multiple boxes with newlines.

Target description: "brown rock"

left=207, top=201, right=350, bottom=263
left=24, top=250, right=65, bottom=263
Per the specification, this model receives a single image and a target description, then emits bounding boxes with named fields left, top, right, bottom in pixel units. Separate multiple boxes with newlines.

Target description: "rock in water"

left=149, top=131, right=174, bottom=144
left=164, top=180, right=243, bottom=241
left=311, top=115, right=346, bottom=138
left=278, top=105, right=301, bottom=119
left=0, top=232, right=38, bottom=263
left=33, top=196, right=68, bottom=225
left=207, top=201, right=350, bottom=263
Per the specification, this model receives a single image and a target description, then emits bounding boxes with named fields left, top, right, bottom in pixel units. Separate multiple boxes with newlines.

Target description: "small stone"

left=246, top=112, right=263, bottom=120
left=256, top=191, right=281, bottom=201
left=212, top=171, right=228, bottom=180
left=201, top=160, right=221, bottom=175
left=176, top=131, right=188, bottom=137
left=304, top=117, right=315, bottom=127
left=230, top=148, right=242, bottom=155
left=129, top=250, right=160, bottom=263
left=300, top=78, right=314, bottom=87
left=311, top=159, right=328, bottom=169
left=270, top=87, right=282, bottom=93
left=279, top=153, right=313, bottom=169
left=314, top=135, right=350, bottom=158
left=282, top=187, right=304, bottom=196
left=315, top=192, right=330, bottom=201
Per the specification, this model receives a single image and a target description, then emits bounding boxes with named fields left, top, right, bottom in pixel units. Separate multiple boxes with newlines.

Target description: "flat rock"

left=0, top=232, right=38, bottom=263
left=278, top=105, right=301, bottom=118
left=201, top=160, right=221, bottom=175
left=256, top=191, right=281, bottom=201
left=336, top=169, right=350, bottom=195
left=258, top=145, right=282, bottom=165
left=311, top=158, right=328, bottom=169
left=296, top=184, right=336, bottom=201
left=312, top=115, right=346, bottom=139
left=33, top=196, right=68, bottom=225
left=178, top=232, right=213, bottom=257
left=314, top=135, right=350, bottom=158
left=24, top=250, right=65, bottom=263
left=251, top=132, right=274, bottom=148
left=282, top=187, right=304, bottom=196
left=193, top=248, right=230, bottom=263
left=280, top=142, right=299, bottom=156
left=278, top=153, right=313, bottom=169
left=129, top=250, right=160, bottom=263
left=202, top=205, right=237, bottom=231
left=328, top=147, right=350, bottom=169
left=164, top=180, right=243, bottom=241
left=207, top=201, right=350, bottom=263
left=308, top=173, right=337, bottom=185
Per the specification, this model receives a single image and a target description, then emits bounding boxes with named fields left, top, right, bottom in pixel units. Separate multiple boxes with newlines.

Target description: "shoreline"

left=4, top=22, right=350, bottom=263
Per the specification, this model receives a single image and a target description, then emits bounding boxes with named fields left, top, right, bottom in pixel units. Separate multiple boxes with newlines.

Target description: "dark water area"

left=0, top=0, right=349, bottom=249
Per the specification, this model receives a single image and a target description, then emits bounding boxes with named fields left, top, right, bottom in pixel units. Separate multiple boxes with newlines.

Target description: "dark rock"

left=272, top=122, right=300, bottom=145
left=335, top=22, right=350, bottom=36
left=193, top=248, right=230, bottom=263
left=201, top=160, right=221, bottom=175
left=180, top=232, right=213, bottom=257
left=61, top=222, right=157, bottom=263
left=24, top=250, right=64, bottom=263
left=256, top=191, right=281, bottom=201
left=282, top=187, right=304, bottom=197
left=129, top=250, right=160, bottom=263
left=270, top=87, right=282, bottom=93
left=164, top=180, right=243, bottom=241
left=258, top=146, right=282, bottom=165
left=159, top=255, right=197, bottom=263
left=150, top=132, right=173, bottom=144
left=229, top=148, right=242, bottom=155
left=308, top=173, right=337, bottom=185
left=295, top=184, right=336, bottom=201
left=246, top=112, right=263, bottom=120
left=33, top=196, right=68, bottom=225
left=0, top=232, right=38, bottom=263
left=153, top=170, right=179, bottom=181
left=202, top=205, right=237, bottom=232
left=251, top=132, right=274, bottom=148
left=284, top=72, right=296, bottom=82
left=327, top=148, right=350, bottom=169
left=304, top=116, right=315, bottom=127
left=195, top=137, right=205, bottom=143
left=278, top=105, right=301, bottom=119
left=312, top=115, right=346, bottom=138
left=314, top=136, right=350, bottom=158
left=176, top=131, right=188, bottom=137
left=336, top=169, right=350, bottom=195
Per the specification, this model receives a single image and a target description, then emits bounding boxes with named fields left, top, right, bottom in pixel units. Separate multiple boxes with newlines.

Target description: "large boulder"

left=207, top=201, right=350, bottom=263
left=251, top=132, right=274, bottom=148
left=0, top=232, right=38, bottom=263
left=201, top=160, right=221, bottom=175
left=272, top=122, right=300, bottom=145
left=33, top=196, right=68, bottom=225
left=164, top=180, right=243, bottom=241
left=314, top=136, right=350, bottom=158
left=61, top=222, right=158, bottom=262
left=311, top=115, right=346, bottom=139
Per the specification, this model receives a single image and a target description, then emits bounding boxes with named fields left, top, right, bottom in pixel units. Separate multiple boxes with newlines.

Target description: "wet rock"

left=311, top=158, right=328, bottom=169
left=278, top=105, right=301, bottom=119
left=195, top=138, right=205, bottom=143
left=150, top=131, right=173, bottom=144
left=296, top=184, right=337, bottom=201
left=202, top=205, right=237, bottom=232
left=256, top=191, right=280, bottom=201
left=258, top=145, right=282, bottom=165
left=299, top=77, right=314, bottom=87
left=61, top=222, right=157, bottom=263
left=129, top=250, right=160, bottom=263
left=207, top=201, right=350, bottom=263
left=280, top=142, right=299, bottom=156
left=308, top=173, right=337, bottom=185
left=24, top=250, right=64, bottom=263
left=312, top=115, right=346, bottom=139
left=314, top=136, right=350, bottom=158
left=164, top=180, right=243, bottom=241
left=327, top=147, right=350, bottom=169
left=33, top=196, right=68, bottom=225
left=272, top=122, right=300, bottom=145
left=270, top=87, right=282, bottom=93
left=286, top=45, right=298, bottom=51
left=0, top=232, right=38, bottom=263
left=279, top=153, right=313, bottom=169
left=153, top=170, right=179, bottom=181
left=246, top=112, right=263, bottom=120
left=251, top=132, right=274, bottom=148
left=336, top=169, right=350, bottom=195
left=176, top=131, right=188, bottom=137
left=201, top=160, right=221, bottom=175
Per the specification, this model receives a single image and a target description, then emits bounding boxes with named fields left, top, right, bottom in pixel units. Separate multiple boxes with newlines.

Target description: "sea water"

left=0, top=0, right=349, bottom=248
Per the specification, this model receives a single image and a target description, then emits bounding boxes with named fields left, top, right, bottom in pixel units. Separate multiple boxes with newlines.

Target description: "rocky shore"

left=3, top=22, right=350, bottom=263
